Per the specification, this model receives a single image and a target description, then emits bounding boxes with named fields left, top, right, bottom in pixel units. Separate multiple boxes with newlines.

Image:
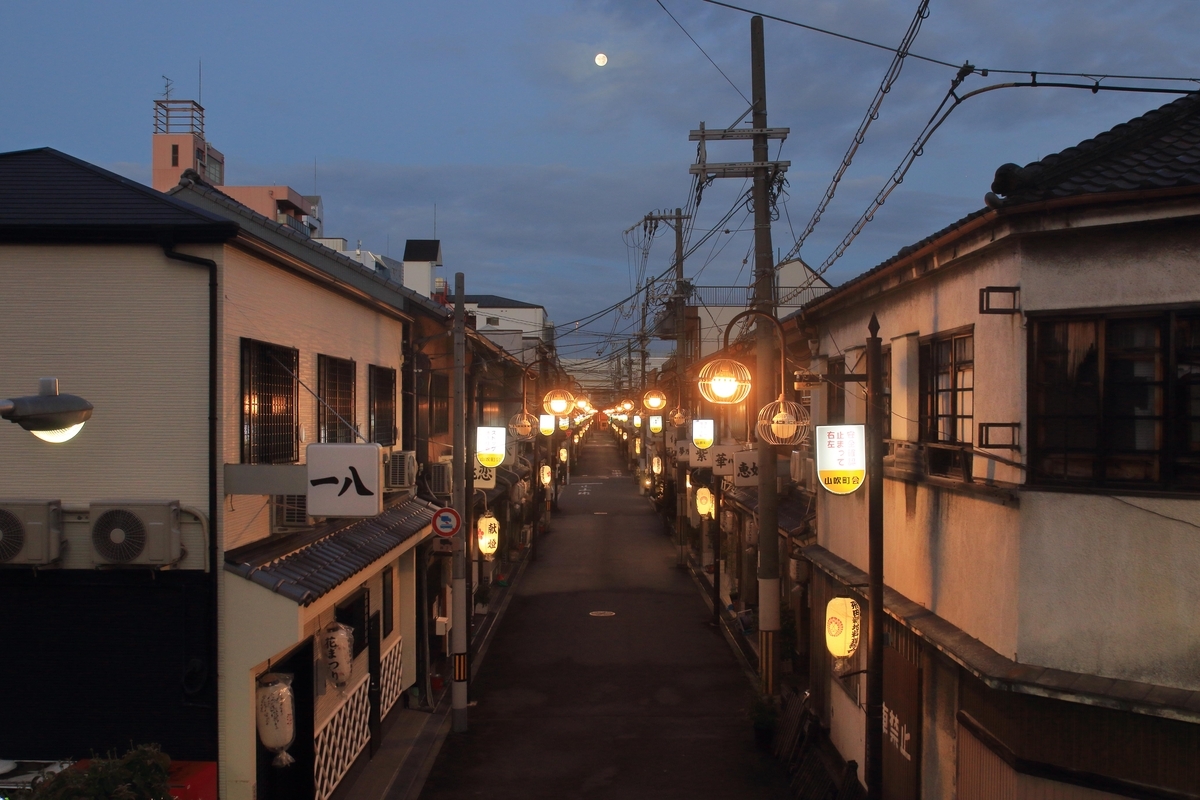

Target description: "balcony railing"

left=277, top=213, right=309, bottom=236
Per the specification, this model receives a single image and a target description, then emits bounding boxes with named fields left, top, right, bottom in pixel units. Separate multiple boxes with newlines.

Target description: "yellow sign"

left=816, top=425, right=866, bottom=494
left=692, top=419, right=714, bottom=450
left=539, top=414, right=555, bottom=436
left=649, top=415, right=663, bottom=434
left=476, top=427, right=506, bottom=469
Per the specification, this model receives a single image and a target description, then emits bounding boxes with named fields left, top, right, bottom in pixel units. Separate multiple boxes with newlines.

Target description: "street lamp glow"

left=543, top=389, right=575, bottom=416
left=697, top=359, right=752, bottom=405
left=1, top=378, right=93, bottom=444
left=595, top=53, right=608, bottom=67
left=642, top=389, right=667, bottom=410
left=30, top=423, right=86, bottom=443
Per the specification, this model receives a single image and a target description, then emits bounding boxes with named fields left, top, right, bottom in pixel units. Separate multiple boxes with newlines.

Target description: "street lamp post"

left=1, top=378, right=93, bottom=442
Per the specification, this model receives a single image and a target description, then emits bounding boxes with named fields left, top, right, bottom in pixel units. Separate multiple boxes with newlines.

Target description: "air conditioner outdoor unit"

left=90, top=502, right=182, bottom=566
left=386, top=450, right=418, bottom=490
left=427, top=462, right=453, bottom=497
left=0, top=501, right=63, bottom=565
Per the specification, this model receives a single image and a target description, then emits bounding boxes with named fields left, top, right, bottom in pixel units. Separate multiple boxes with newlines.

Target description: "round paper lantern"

left=695, top=487, right=714, bottom=518
left=256, top=673, right=296, bottom=767
left=652, top=456, right=663, bottom=475
left=558, top=447, right=568, bottom=463
left=697, top=359, right=752, bottom=405
left=540, top=464, right=553, bottom=486
left=825, top=597, right=861, bottom=658
left=322, top=621, right=354, bottom=688
left=477, top=512, right=500, bottom=560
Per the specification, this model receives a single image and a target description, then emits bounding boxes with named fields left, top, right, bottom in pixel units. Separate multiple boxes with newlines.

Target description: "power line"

left=656, top=0, right=751, bottom=104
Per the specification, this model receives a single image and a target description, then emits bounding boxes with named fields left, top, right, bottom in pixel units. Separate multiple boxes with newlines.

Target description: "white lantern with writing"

left=256, top=673, right=296, bottom=767
left=692, top=419, right=714, bottom=450
left=695, top=486, right=715, bottom=518
left=825, top=597, right=862, bottom=658
left=477, top=512, right=500, bottom=560
left=558, top=446, right=568, bottom=463
left=652, top=456, right=663, bottom=475
left=322, top=621, right=354, bottom=689
left=476, top=427, right=506, bottom=469
left=540, top=464, right=553, bottom=486
left=539, top=414, right=555, bottom=436
left=649, top=415, right=663, bottom=433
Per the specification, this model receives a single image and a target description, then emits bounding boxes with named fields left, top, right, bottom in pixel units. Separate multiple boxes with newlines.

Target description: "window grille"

left=241, top=339, right=299, bottom=464
left=318, top=355, right=357, bottom=443
left=920, top=331, right=973, bottom=445
left=369, top=365, right=397, bottom=446
left=272, top=494, right=309, bottom=529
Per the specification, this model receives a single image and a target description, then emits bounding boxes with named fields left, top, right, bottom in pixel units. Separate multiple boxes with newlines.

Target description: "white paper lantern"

left=477, top=512, right=500, bottom=560
left=539, top=414, right=555, bottom=436
left=825, top=597, right=861, bottom=658
left=322, top=621, right=354, bottom=688
left=256, top=673, right=296, bottom=767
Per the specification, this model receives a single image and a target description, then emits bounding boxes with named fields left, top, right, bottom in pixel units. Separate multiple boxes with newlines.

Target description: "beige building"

left=0, top=147, right=445, bottom=800
left=790, top=93, right=1200, bottom=798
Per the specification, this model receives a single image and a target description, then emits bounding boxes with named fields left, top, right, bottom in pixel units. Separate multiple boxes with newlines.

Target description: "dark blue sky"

left=3, top=0, right=1195, bottom=362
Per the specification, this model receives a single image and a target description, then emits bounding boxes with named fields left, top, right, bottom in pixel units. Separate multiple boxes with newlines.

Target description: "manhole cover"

left=589, top=611, right=616, bottom=617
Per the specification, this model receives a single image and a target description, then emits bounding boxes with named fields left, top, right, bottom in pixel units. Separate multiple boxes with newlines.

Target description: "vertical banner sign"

left=675, top=437, right=691, bottom=464
left=883, top=644, right=921, bottom=800
left=815, top=425, right=866, bottom=494
left=732, top=449, right=759, bottom=487
left=711, top=445, right=735, bottom=476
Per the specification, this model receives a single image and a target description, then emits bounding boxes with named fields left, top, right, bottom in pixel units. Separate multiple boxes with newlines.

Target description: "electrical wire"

left=655, top=0, right=750, bottom=105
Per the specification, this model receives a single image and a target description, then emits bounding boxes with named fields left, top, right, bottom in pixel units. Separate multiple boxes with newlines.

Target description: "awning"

left=225, top=496, right=440, bottom=606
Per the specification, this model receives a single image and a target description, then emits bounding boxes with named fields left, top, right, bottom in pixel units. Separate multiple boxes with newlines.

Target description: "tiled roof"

left=463, top=294, right=544, bottom=310
left=992, top=91, right=1200, bottom=205
left=0, top=147, right=238, bottom=243
left=225, top=496, right=439, bottom=606
left=721, top=485, right=815, bottom=535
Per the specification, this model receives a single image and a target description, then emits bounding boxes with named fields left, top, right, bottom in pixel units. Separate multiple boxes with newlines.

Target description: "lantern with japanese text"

left=256, top=673, right=296, bottom=767
left=322, top=621, right=354, bottom=688
left=540, top=464, right=553, bottom=486
left=477, top=512, right=500, bottom=560
left=558, top=447, right=568, bottom=463
left=825, top=597, right=861, bottom=658
left=695, top=487, right=715, bottom=518
left=652, top=456, right=663, bottom=475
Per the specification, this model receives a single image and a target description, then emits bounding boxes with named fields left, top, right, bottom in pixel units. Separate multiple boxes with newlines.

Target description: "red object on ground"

left=431, top=675, right=445, bottom=692
left=169, top=761, right=218, bottom=800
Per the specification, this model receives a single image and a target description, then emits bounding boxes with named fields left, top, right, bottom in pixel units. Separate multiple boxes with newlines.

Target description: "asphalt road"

left=418, top=436, right=791, bottom=800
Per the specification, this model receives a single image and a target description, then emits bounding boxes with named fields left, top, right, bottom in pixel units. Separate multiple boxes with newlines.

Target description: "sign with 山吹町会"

left=307, top=443, right=384, bottom=517
left=815, top=425, right=866, bottom=494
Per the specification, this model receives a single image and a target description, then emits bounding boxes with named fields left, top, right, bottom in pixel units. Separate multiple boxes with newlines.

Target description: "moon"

left=595, top=53, right=608, bottom=67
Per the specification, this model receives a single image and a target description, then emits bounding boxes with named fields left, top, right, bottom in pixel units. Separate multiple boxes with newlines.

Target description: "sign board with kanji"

left=473, top=462, right=497, bottom=490
left=883, top=644, right=921, bottom=800
left=732, top=449, right=760, bottom=487
left=689, top=443, right=713, bottom=467
left=675, top=438, right=691, bottom=464
left=816, top=425, right=866, bottom=494
left=711, top=445, right=736, bottom=476
left=306, top=443, right=383, bottom=517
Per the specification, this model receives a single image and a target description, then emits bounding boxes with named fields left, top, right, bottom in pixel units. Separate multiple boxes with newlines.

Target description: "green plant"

left=25, top=744, right=172, bottom=800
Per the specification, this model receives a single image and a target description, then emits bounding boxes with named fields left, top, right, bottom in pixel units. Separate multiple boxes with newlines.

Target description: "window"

left=241, top=339, right=299, bottom=464
left=827, top=357, right=846, bottom=425
left=920, top=330, right=974, bottom=444
left=335, top=589, right=369, bottom=658
left=171, top=144, right=179, bottom=167
left=318, top=355, right=356, bottom=443
left=369, top=365, right=397, bottom=446
left=430, top=374, right=450, bottom=435
left=486, top=316, right=500, bottom=327
left=1031, top=311, right=1200, bottom=488
left=382, top=566, right=394, bottom=638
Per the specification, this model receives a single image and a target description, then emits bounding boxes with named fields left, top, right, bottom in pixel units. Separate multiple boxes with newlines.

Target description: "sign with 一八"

left=816, top=425, right=866, bottom=494
left=307, top=443, right=383, bottom=517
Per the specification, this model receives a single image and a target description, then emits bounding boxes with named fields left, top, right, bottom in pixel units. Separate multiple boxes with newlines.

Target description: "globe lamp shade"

left=697, top=359, right=752, bottom=405
left=543, top=389, right=575, bottom=416
left=642, top=390, right=667, bottom=410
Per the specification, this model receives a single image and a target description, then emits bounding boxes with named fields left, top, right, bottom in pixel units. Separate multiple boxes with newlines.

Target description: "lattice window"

left=318, top=355, right=356, bottom=443
left=313, top=676, right=370, bottom=800
left=241, top=339, right=299, bottom=464
left=369, top=365, right=397, bottom=446
left=380, top=636, right=404, bottom=719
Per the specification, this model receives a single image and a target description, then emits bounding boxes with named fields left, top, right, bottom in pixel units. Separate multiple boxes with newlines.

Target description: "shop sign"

left=307, top=443, right=383, bottom=517
left=675, top=437, right=691, bottom=464
left=732, top=449, right=759, bottom=487
left=883, top=644, right=921, bottom=800
left=711, top=445, right=736, bottom=476
left=815, top=425, right=866, bottom=494
left=473, top=462, right=497, bottom=489
left=689, top=443, right=712, bottom=466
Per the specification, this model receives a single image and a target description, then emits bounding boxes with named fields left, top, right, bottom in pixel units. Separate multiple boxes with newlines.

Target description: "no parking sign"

left=432, top=508, right=462, bottom=538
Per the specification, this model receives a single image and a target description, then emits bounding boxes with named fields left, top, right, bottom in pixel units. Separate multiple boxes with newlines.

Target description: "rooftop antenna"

left=198, top=59, right=202, bottom=106
left=162, top=75, right=173, bottom=100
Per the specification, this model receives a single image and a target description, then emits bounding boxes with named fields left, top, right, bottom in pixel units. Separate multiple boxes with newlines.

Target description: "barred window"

left=1031, top=311, right=1200, bottom=488
left=241, top=339, right=299, bottom=464
left=369, top=365, right=397, bottom=446
left=920, top=331, right=974, bottom=444
left=318, top=355, right=357, bottom=443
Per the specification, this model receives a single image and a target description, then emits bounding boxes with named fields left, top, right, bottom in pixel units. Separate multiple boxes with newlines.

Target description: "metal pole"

left=673, top=207, right=688, bottom=568
left=451, top=272, right=468, bottom=732
left=865, top=314, right=884, bottom=799
left=750, top=14, right=780, bottom=696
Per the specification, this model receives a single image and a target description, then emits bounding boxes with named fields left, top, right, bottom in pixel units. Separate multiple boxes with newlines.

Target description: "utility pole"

left=865, top=315, right=884, bottom=799
left=750, top=15, right=781, bottom=697
left=451, top=273, right=468, bottom=733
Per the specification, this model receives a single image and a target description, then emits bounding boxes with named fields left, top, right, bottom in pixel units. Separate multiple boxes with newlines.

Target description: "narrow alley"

left=417, top=436, right=791, bottom=799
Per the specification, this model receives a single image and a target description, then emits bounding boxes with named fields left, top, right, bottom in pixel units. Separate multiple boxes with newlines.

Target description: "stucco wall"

left=219, top=243, right=406, bottom=551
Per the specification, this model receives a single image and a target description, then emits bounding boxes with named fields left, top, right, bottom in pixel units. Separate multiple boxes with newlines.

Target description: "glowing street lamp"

left=543, top=389, right=575, bottom=416
left=642, top=389, right=667, bottom=411
left=1, top=378, right=93, bottom=443
left=697, top=359, right=752, bottom=405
